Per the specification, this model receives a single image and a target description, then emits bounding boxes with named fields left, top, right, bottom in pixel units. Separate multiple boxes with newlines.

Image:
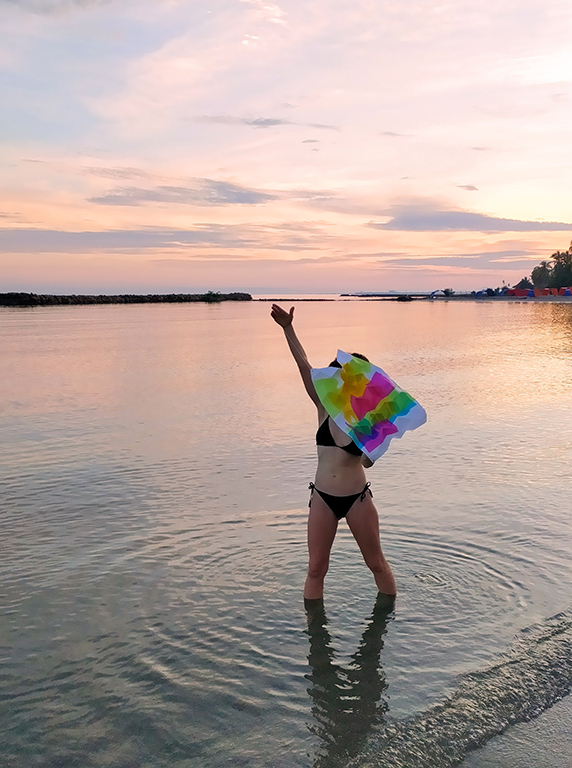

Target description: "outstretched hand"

left=271, top=304, right=294, bottom=328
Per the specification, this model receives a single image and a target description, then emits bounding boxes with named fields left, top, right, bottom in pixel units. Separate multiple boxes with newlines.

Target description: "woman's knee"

left=307, top=559, right=329, bottom=580
left=364, top=555, right=388, bottom=575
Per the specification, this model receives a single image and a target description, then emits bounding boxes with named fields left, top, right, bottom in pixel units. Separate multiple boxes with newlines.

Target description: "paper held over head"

left=311, top=350, right=427, bottom=462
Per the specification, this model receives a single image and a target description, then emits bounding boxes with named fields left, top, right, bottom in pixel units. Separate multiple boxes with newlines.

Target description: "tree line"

left=515, top=242, right=572, bottom=290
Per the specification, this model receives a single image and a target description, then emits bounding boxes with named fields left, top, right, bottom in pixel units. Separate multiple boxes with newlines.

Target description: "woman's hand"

left=271, top=304, right=294, bottom=328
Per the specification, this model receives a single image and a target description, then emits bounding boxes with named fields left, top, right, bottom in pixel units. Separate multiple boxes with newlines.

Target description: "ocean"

left=1, top=298, right=571, bottom=767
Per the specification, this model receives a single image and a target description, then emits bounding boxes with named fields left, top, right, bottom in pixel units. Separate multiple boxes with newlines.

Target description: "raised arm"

left=271, top=304, right=322, bottom=409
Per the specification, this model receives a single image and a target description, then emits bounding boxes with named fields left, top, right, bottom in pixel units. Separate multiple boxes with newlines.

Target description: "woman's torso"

left=315, top=411, right=366, bottom=494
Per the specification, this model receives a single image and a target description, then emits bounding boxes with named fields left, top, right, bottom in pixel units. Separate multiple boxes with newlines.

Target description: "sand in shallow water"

left=462, top=694, right=572, bottom=768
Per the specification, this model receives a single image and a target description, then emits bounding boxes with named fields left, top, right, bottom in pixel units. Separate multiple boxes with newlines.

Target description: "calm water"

left=1, top=300, right=572, bottom=768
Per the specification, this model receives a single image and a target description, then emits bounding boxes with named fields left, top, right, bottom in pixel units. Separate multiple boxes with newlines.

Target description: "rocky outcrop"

left=0, top=292, right=252, bottom=307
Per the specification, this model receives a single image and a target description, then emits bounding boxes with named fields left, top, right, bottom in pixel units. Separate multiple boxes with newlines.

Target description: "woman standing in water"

left=271, top=304, right=396, bottom=600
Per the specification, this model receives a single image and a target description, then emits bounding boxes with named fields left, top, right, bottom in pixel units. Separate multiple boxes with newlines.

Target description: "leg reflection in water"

left=305, top=593, right=394, bottom=768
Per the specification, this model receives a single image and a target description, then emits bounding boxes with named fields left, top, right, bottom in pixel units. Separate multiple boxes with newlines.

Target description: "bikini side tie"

left=360, top=482, right=372, bottom=501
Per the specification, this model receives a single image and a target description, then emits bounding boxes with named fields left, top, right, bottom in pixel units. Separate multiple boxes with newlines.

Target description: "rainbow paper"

left=311, top=350, right=426, bottom=462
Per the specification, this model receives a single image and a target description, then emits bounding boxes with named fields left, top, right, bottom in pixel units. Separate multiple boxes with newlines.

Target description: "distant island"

left=0, top=291, right=252, bottom=307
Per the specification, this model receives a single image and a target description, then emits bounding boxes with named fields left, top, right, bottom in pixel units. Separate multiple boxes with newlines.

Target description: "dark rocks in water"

left=0, top=292, right=252, bottom=307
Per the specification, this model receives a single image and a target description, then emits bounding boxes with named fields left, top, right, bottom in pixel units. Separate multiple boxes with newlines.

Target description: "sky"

left=1, top=0, right=571, bottom=294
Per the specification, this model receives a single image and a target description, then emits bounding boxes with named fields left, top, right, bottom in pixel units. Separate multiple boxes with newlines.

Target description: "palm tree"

left=531, top=260, right=552, bottom=288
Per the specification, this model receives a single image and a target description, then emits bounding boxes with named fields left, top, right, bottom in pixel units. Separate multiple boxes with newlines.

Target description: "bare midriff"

left=314, top=446, right=366, bottom=495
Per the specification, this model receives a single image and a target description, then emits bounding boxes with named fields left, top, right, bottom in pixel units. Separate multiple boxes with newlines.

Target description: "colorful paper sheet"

left=311, top=350, right=426, bottom=462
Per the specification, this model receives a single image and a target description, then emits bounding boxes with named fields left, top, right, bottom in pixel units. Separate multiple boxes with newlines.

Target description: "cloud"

left=4, top=0, right=111, bottom=13
left=195, top=115, right=339, bottom=130
left=82, top=166, right=156, bottom=181
left=285, top=189, right=337, bottom=201
left=302, top=139, right=320, bottom=143
left=238, top=0, right=287, bottom=25
left=0, top=227, right=254, bottom=253
left=457, top=185, right=479, bottom=191
left=367, top=205, right=572, bottom=232
left=89, top=180, right=277, bottom=206
left=0, top=222, right=334, bottom=253
left=382, top=131, right=409, bottom=137
left=374, top=250, right=538, bottom=269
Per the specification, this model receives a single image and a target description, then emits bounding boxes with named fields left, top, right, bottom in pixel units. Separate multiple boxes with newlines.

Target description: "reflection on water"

left=306, top=594, right=393, bottom=767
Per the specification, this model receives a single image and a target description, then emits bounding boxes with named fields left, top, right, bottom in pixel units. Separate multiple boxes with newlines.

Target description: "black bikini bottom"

left=308, top=482, right=372, bottom=520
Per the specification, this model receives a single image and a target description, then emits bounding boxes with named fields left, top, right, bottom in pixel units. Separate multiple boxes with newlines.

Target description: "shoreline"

left=257, top=295, right=572, bottom=303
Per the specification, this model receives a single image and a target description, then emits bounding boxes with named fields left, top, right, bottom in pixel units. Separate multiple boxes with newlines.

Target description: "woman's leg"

left=346, top=496, right=396, bottom=596
left=305, top=493, right=339, bottom=599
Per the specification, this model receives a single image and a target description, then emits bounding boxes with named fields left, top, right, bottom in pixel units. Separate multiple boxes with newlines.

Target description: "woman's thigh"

left=307, top=493, right=338, bottom=565
left=345, top=496, right=385, bottom=564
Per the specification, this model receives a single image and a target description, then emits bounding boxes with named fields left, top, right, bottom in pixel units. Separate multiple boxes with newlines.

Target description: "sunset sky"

left=1, top=0, right=571, bottom=294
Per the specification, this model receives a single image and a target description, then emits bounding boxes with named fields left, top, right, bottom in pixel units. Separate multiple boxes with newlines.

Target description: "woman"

left=271, top=304, right=396, bottom=600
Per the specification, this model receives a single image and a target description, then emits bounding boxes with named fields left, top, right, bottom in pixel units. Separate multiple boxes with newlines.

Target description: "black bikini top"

left=316, top=417, right=363, bottom=456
